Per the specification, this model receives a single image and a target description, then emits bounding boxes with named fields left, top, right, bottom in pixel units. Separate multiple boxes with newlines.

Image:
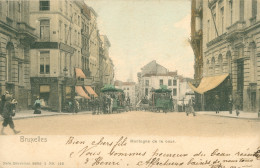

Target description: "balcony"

left=226, top=21, right=245, bottom=42
left=17, top=22, right=37, bottom=40
left=206, top=33, right=226, bottom=48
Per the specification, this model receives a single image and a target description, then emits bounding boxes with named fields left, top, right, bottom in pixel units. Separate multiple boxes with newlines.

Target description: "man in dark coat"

left=228, top=94, right=233, bottom=114
left=214, top=95, right=220, bottom=114
left=234, top=93, right=242, bottom=116
left=1, top=95, right=20, bottom=135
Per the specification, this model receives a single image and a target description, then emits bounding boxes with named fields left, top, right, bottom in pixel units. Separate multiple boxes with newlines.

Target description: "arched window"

left=218, top=54, right=223, bottom=74
left=226, top=51, right=232, bottom=74
left=249, top=42, right=256, bottom=82
left=211, top=57, right=215, bottom=75
left=206, top=59, right=210, bottom=75
left=6, top=43, right=15, bottom=82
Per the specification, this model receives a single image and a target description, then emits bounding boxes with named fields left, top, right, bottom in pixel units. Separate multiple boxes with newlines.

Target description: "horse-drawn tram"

left=151, top=85, right=174, bottom=113
left=100, top=85, right=126, bottom=113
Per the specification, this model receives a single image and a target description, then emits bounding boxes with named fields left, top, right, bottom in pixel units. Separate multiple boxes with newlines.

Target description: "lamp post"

left=61, top=67, right=68, bottom=112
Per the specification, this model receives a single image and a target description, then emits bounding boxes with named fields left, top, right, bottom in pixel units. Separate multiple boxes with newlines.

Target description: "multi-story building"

left=0, top=0, right=37, bottom=110
left=88, top=6, right=100, bottom=92
left=190, top=0, right=203, bottom=85
left=29, top=0, right=87, bottom=111
left=137, top=61, right=180, bottom=104
left=190, top=0, right=203, bottom=110
left=115, top=80, right=136, bottom=106
left=100, top=35, right=114, bottom=86
left=191, top=0, right=260, bottom=112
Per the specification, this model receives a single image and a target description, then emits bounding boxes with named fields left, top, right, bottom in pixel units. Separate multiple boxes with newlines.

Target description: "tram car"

left=150, top=86, right=174, bottom=112
left=100, top=85, right=126, bottom=113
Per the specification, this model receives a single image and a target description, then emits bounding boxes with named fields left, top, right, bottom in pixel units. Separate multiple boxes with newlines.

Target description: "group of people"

left=214, top=93, right=242, bottom=116
left=0, top=91, right=20, bottom=135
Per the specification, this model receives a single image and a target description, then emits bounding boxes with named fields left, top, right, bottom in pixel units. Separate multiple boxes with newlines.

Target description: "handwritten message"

left=66, top=136, right=260, bottom=168
left=0, top=136, right=259, bottom=168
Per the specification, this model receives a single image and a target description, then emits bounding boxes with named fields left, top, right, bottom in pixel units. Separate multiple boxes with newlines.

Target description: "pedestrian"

left=234, top=93, right=242, bottom=116
left=0, top=91, right=10, bottom=115
left=186, top=97, right=196, bottom=116
left=228, top=94, right=233, bottom=114
left=214, top=95, right=220, bottom=114
left=1, top=94, right=20, bottom=135
left=74, top=99, right=79, bottom=114
left=33, top=96, right=41, bottom=114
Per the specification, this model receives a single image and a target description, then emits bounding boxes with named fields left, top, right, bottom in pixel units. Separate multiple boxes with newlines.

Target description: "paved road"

left=2, top=111, right=260, bottom=136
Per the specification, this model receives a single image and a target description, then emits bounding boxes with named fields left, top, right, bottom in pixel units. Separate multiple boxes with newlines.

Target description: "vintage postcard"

left=0, top=0, right=260, bottom=167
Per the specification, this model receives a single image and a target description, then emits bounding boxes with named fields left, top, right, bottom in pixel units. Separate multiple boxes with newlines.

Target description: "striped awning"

left=75, top=86, right=90, bottom=99
left=84, top=86, right=98, bottom=97
left=75, top=68, right=86, bottom=79
left=189, top=74, right=229, bottom=94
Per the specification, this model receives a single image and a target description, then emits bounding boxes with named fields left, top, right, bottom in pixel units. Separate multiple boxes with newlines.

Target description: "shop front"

left=189, top=74, right=232, bottom=111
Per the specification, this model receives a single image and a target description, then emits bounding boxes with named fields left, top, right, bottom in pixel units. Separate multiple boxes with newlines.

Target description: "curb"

left=197, top=113, right=260, bottom=120
left=0, top=111, right=93, bottom=121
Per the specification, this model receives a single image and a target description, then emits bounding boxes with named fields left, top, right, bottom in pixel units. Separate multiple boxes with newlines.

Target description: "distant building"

left=137, top=60, right=180, bottom=104
left=0, top=0, right=37, bottom=109
left=115, top=80, right=136, bottom=106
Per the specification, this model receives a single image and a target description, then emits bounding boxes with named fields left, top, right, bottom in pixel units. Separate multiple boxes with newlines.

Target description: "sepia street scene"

left=0, top=0, right=260, bottom=136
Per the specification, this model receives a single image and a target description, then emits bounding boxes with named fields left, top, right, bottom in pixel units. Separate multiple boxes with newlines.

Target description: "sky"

left=86, top=0, right=194, bottom=82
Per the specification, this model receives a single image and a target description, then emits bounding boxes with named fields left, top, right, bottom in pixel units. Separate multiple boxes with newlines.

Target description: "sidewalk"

left=197, top=111, right=260, bottom=120
left=0, top=110, right=92, bottom=121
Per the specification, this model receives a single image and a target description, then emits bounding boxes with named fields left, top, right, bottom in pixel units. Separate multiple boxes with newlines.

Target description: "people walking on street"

left=228, top=94, right=233, bottom=114
left=214, top=95, right=220, bottom=114
left=1, top=94, right=20, bottom=135
left=33, top=96, right=41, bottom=114
left=186, top=97, right=196, bottom=116
left=234, top=93, right=242, bottom=116
left=74, top=99, right=79, bottom=114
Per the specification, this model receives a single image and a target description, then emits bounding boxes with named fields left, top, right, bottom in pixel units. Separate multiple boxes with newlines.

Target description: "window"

left=211, top=57, right=215, bottom=75
left=40, top=20, right=50, bottom=41
left=65, top=0, right=68, bottom=15
left=240, top=0, right=244, bottom=21
left=39, top=0, right=50, bottom=11
left=145, top=80, right=149, bottom=86
left=59, top=21, right=62, bottom=40
left=145, top=88, right=148, bottom=96
left=207, top=20, right=210, bottom=42
left=64, top=24, right=68, bottom=44
left=212, top=7, right=217, bottom=38
left=173, top=80, right=177, bottom=86
left=40, top=51, right=50, bottom=74
left=168, top=79, right=172, bottom=86
left=218, top=54, right=223, bottom=74
left=252, top=0, right=257, bottom=17
left=159, top=79, right=163, bottom=86
left=250, top=42, right=257, bottom=82
left=226, top=51, right=232, bottom=74
left=173, top=88, right=177, bottom=96
left=229, top=0, right=233, bottom=25
left=18, top=63, right=23, bottom=84
left=220, top=7, right=224, bottom=35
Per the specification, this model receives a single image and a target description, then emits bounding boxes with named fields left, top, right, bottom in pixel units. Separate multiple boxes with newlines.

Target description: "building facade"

left=201, top=0, right=260, bottom=112
left=100, top=35, right=114, bottom=86
left=29, top=0, right=86, bottom=111
left=115, top=80, right=136, bottom=106
left=0, top=0, right=37, bottom=110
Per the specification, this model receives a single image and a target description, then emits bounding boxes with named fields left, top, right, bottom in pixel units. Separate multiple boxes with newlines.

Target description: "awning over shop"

left=188, top=74, right=229, bottom=94
left=84, top=86, right=98, bottom=97
left=75, top=86, right=90, bottom=99
left=75, top=68, right=86, bottom=79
